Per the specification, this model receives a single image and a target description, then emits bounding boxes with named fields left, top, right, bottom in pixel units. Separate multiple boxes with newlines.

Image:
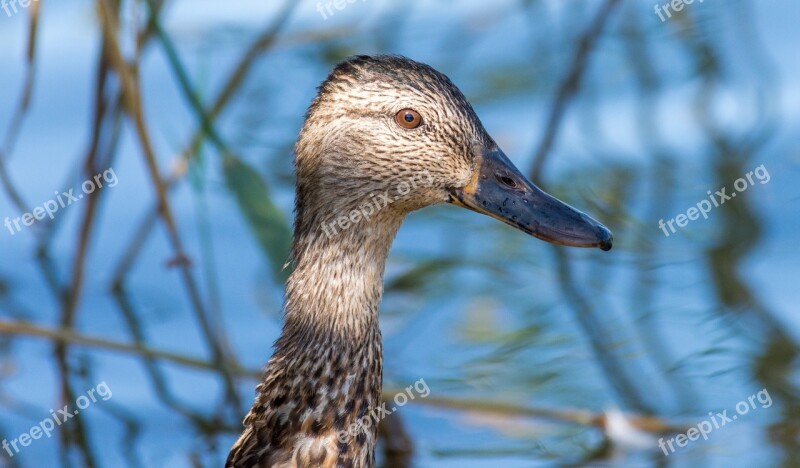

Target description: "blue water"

left=1, top=0, right=799, bottom=466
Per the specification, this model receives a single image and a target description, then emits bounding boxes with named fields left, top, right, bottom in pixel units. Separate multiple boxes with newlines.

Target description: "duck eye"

left=395, top=109, right=422, bottom=129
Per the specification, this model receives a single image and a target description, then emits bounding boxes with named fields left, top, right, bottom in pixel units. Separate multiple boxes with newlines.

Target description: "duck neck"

left=268, top=214, right=401, bottom=448
left=240, top=213, right=402, bottom=464
left=282, top=210, right=403, bottom=342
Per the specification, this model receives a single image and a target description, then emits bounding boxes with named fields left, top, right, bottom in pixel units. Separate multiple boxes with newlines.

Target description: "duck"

left=226, top=55, right=612, bottom=468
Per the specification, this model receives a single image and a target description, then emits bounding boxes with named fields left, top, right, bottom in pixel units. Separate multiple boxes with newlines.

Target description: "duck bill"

left=448, top=147, right=613, bottom=251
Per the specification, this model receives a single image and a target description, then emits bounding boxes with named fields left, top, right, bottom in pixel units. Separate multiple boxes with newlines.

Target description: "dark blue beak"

left=448, top=146, right=613, bottom=251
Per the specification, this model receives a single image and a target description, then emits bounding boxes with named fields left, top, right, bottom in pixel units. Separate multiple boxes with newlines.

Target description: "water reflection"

left=0, top=0, right=797, bottom=466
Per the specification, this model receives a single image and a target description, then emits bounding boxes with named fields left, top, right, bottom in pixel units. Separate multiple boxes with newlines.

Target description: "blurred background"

left=1, top=0, right=798, bottom=466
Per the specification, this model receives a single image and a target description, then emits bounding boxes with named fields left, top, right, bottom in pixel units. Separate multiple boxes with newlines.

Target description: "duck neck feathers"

left=227, top=187, right=404, bottom=468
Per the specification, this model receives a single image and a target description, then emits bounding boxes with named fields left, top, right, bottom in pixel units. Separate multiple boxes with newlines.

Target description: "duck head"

left=296, top=55, right=612, bottom=251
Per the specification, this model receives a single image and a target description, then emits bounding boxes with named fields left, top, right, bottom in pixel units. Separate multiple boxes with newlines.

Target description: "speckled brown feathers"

left=227, top=55, right=497, bottom=467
